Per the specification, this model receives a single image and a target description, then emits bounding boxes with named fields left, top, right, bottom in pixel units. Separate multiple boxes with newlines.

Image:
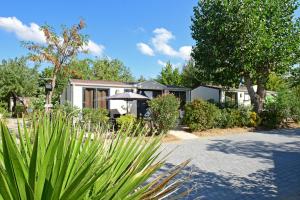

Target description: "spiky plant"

left=0, top=113, right=188, bottom=199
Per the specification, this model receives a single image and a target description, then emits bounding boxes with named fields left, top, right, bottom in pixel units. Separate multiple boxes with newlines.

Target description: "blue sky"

left=0, top=0, right=299, bottom=79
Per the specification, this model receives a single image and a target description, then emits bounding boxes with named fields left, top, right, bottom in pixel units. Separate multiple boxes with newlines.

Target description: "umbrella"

left=107, top=92, right=149, bottom=114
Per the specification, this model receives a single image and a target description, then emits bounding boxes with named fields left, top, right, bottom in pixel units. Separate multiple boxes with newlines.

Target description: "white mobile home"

left=61, top=79, right=191, bottom=117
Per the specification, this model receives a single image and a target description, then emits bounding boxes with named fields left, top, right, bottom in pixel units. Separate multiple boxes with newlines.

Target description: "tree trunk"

left=245, top=77, right=266, bottom=114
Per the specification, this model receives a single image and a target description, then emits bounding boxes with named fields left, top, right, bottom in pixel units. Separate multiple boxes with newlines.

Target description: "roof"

left=69, top=79, right=191, bottom=91
left=197, top=84, right=248, bottom=92
left=69, top=79, right=135, bottom=87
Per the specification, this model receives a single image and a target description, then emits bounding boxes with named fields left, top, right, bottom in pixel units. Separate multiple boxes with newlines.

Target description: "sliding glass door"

left=83, top=88, right=108, bottom=109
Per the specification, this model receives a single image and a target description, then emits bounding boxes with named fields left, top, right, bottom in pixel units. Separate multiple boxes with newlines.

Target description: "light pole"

left=45, top=79, right=53, bottom=112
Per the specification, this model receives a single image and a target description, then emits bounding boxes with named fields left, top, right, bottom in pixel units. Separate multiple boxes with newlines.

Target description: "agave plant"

left=0, top=113, right=189, bottom=200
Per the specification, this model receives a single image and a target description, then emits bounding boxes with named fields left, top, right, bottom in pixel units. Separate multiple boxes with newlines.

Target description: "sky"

left=0, top=0, right=299, bottom=79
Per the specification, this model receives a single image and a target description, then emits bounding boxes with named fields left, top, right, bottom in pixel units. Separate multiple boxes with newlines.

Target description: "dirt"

left=194, top=127, right=254, bottom=137
left=161, top=134, right=180, bottom=143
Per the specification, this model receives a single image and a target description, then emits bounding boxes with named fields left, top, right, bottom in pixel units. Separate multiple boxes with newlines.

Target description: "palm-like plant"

left=0, top=113, right=188, bottom=200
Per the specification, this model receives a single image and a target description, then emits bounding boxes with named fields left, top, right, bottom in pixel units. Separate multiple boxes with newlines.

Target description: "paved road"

left=162, top=129, right=300, bottom=200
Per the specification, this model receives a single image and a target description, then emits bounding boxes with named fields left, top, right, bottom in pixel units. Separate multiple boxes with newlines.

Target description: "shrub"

left=82, top=107, right=109, bottom=125
left=116, top=114, right=136, bottom=132
left=260, top=87, right=300, bottom=128
left=54, top=101, right=80, bottom=118
left=0, top=113, right=189, bottom=199
left=184, top=99, right=220, bottom=131
left=148, top=94, right=180, bottom=134
left=217, top=107, right=256, bottom=128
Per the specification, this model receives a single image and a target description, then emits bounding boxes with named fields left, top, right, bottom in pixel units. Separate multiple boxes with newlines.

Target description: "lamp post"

left=45, top=79, right=53, bottom=112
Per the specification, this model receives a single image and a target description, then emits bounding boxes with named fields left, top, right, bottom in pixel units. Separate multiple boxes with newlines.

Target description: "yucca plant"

left=0, top=113, right=189, bottom=200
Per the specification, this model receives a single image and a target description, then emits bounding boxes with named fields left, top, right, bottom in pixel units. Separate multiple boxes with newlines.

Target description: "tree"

left=191, top=0, right=300, bottom=113
left=0, top=58, right=39, bottom=113
left=266, top=73, right=287, bottom=91
left=24, top=20, right=87, bottom=109
left=157, top=61, right=182, bottom=86
left=137, top=75, right=147, bottom=82
left=92, top=58, right=134, bottom=82
left=181, top=60, right=199, bottom=88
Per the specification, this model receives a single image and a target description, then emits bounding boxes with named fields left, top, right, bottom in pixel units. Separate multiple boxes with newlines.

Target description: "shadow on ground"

left=160, top=129, right=300, bottom=200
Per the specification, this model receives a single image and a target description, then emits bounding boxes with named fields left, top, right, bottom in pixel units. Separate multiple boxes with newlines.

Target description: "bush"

left=148, top=94, right=180, bottom=134
left=217, top=107, right=257, bottom=128
left=183, top=99, right=220, bottom=131
left=82, top=107, right=109, bottom=125
left=54, top=101, right=80, bottom=118
left=0, top=113, right=189, bottom=199
left=116, top=114, right=136, bottom=132
left=260, top=87, right=300, bottom=128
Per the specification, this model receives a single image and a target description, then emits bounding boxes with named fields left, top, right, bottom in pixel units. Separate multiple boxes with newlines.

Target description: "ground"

left=163, top=128, right=300, bottom=199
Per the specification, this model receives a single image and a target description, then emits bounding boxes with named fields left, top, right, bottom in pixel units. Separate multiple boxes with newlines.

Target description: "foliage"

left=0, top=57, right=39, bottom=114
left=183, top=99, right=220, bottom=131
left=266, top=73, right=288, bottom=91
left=24, top=20, right=87, bottom=106
left=54, top=101, right=80, bottom=118
left=82, top=107, right=109, bottom=125
left=157, top=61, right=182, bottom=86
left=261, top=86, right=300, bottom=128
left=181, top=60, right=199, bottom=88
left=217, top=107, right=257, bottom=128
left=116, top=114, right=136, bottom=132
left=137, top=75, right=147, bottom=82
left=0, top=113, right=189, bottom=200
left=92, top=58, right=134, bottom=82
left=191, top=0, right=300, bottom=112
left=289, top=66, right=300, bottom=87
left=0, top=102, right=10, bottom=121
left=148, top=94, right=180, bottom=134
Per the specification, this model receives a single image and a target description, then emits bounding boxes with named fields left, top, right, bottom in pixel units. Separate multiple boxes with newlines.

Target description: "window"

left=124, top=89, right=134, bottom=93
left=225, top=92, right=237, bottom=105
left=83, top=88, right=108, bottom=109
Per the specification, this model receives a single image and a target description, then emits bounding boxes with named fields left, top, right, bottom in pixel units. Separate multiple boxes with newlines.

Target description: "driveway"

left=162, top=129, right=300, bottom=200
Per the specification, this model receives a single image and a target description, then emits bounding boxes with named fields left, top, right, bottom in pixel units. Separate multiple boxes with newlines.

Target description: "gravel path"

left=162, top=128, right=300, bottom=200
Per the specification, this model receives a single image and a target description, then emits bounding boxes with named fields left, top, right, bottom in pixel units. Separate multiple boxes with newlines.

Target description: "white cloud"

left=82, top=40, right=105, bottom=56
left=137, top=42, right=154, bottom=56
left=178, top=46, right=192, bottom=60
left=0, top=16, right=46, bottom=43
left=137, top=27, right=192, bottom=60
left=157, top=59, right=182, bottom=69
left=152, top=28, right=178, bottom=57
left=157, top=59, right=167, bottom=66
left=0, top=16, right=104, bottom=56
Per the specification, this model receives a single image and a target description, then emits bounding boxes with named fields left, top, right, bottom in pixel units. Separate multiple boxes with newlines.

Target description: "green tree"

left=137, top=75, right=147, bottom=82
left=0, top=58, right=39, bottom=113
left=24, top=20, right=87, bottom=109
left=157, top=61, right=182, bottom=86
left=290, top=66, right=300, bottom=87
left=191, top=0, right=300, bottom=113
left=181, top=60, right=199, bottom=88
left=92, top=58, right=134, bottom=82
left=266, top=73, right=287, bottom=91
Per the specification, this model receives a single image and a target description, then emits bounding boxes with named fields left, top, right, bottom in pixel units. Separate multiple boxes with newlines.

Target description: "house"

left=191, top=85, right=276, bottom=107
left=60, top=79, right=191, bottom=117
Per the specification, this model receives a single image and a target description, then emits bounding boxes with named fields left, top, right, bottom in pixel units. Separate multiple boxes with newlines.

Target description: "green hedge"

left=184, top=99, right=259, bottom=131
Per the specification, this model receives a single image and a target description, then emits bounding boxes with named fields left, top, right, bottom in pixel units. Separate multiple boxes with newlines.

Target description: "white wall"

left=191, top=86, right=220, bottom=102
left=73, top=85, right=83, bottom=109
left=71, top=86, right=137, bottom=116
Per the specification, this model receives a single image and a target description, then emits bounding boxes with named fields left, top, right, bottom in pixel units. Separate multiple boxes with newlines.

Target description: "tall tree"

left=191, top=0, right=300, bottom=112
left=181, top=60, right=199, bottom=88
left=157, top=62, right=182, bottom=86
left=92, top=58, right=134, bottom=82
left=24, top=20, right=87, bottom=109
left=0, top=58, right=39, bottom=113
